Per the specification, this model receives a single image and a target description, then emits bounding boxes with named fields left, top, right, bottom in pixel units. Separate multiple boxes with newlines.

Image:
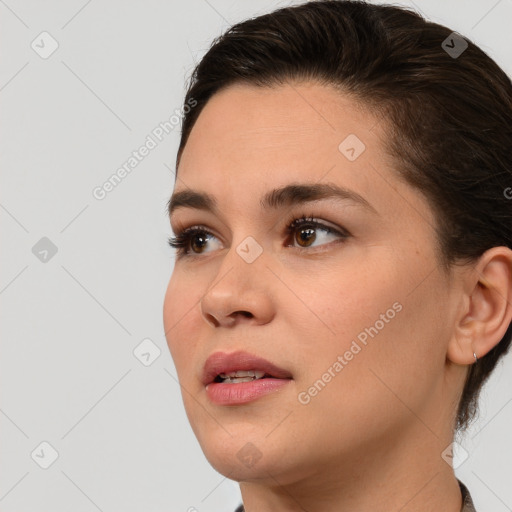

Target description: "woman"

left=163, top=1, right=512, bottom=511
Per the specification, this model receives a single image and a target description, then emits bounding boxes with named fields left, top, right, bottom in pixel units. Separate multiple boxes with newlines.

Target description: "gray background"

left=1, top=0, right=511, bottom=510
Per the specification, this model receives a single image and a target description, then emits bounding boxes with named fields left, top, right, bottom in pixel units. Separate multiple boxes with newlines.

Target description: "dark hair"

left=175, top=0, right=512, bottom=433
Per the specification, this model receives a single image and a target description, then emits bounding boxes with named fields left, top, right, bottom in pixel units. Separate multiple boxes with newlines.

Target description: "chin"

left=191, top=419, right=282, bottom=479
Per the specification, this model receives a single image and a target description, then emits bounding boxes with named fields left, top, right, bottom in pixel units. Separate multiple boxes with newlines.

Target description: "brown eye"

left=168, top=217, right=349, bottom=259
left=295, top=227, right=316, bottom=247
left=168, top=227, right=221, bottom=257
left=287, top=216, right=349, bottom=250
left=190, top=233, right=209, bottom=253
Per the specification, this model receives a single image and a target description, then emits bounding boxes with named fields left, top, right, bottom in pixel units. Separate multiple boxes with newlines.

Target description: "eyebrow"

left=167, top=182, right=377, bottom=219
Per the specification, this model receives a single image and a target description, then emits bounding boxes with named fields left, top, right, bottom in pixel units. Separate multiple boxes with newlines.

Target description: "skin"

left=163, top=82, right=512, bottom=512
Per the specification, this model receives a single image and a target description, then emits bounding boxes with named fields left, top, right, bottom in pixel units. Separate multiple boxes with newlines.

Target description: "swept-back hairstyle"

left=175, top=0, right=512, bottom=433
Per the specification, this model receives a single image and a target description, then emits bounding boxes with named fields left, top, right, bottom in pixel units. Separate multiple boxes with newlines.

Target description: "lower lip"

left=205, top=378, right=291, bottom=405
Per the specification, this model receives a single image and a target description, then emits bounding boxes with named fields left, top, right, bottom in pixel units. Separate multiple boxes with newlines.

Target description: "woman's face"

left=164, top=82, right=465, bottom=485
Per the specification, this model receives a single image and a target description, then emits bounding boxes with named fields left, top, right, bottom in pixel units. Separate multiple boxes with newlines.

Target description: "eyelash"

left=167, top=214, right=350, bottom=258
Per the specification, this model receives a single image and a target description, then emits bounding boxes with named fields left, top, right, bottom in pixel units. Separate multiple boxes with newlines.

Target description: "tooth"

left=219, top=370, right=267, bottom=379
left=224, top=376, right=255, bottom=383
left=234, top=371, right=253, bottom=377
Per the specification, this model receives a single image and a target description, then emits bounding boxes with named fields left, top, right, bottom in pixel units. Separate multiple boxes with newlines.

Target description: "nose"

left=200, top=242, right=275, bottom=328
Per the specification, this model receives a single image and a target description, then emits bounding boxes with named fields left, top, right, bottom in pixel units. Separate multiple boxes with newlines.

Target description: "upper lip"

left=202, top=350, right=292, bottom=385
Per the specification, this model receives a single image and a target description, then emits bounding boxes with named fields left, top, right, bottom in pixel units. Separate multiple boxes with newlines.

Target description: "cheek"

left=287, top=253, right=403, bottom=349
left=163, top=272, right=203, bottom=376
left=289, top=248, right=445, bottom=389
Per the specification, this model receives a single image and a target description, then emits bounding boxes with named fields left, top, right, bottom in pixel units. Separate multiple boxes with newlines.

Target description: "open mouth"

left=202, top=350, right=292, bottom=386
left=202, top=351, right=293, bottom=404
left=214, top=370, right=273, bottom=384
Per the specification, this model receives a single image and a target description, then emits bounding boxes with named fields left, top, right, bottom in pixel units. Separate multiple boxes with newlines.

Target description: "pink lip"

left=202, top=351, right=292, bottom=385
left=202, top=351, right=293, bottom=405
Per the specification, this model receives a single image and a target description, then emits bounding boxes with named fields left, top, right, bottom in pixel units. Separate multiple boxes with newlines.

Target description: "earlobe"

left=447, top=247, right=512, bottom=366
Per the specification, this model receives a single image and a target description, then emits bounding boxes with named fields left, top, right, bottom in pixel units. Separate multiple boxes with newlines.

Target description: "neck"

left=238, top=420, right=463, bottom=512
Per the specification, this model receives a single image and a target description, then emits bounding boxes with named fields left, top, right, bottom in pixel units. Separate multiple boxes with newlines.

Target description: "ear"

left=447, top=247, right=512, bottom=365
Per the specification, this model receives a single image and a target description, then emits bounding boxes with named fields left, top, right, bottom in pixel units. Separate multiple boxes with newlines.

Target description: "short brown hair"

left=175, top=0, right=512, bottom=433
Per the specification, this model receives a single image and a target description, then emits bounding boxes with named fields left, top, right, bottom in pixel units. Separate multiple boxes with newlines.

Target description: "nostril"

left=205, top=313, right=220, bottom=327
left=203, top=310, right=254, bottom=328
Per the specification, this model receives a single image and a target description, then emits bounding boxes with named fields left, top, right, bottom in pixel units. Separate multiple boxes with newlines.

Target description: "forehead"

left=180, top=81, right=376, bottom=167
left=176, top=82, right=383, bottom=190
left=172, top=82, right=435, bottom=233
